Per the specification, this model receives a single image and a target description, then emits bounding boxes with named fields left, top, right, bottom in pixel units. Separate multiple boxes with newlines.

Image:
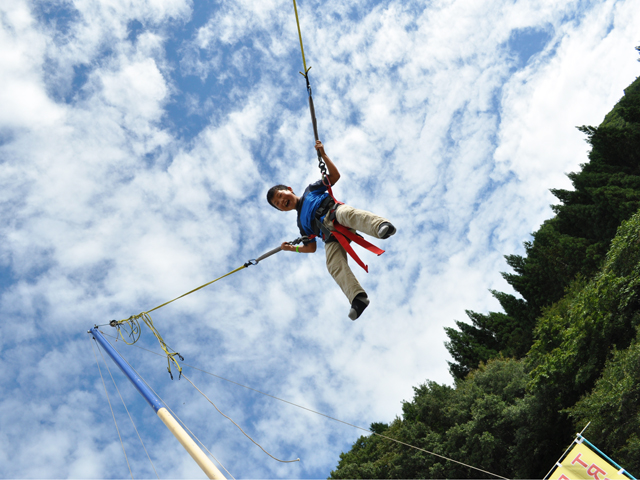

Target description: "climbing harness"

left=292, top=0, right=385, bottom=273
left=307, top=199, right=385, bottom=273
left=317, top=183, right=385, bottom=273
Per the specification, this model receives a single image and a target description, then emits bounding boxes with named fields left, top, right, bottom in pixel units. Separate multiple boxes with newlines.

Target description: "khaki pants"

left=322, top=204, right=389, bottom=303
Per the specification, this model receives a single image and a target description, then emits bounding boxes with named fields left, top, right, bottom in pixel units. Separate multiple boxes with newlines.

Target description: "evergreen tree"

left=444, top=291, right=534, bottom=379
left=331, top=208, right=640, bottom=480
left=445, top=75, right=640, bottom=379
left=569, top=335, right=640, bottom=474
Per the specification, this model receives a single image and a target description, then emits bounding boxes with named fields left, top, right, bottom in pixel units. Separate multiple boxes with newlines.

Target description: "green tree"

left=568, top=332, right=640, bottom=474
left=332, top=70, right=640, bottom=480
left=331, top=359, right=556, bottom=479
left=528, top=210, right=640, bottom=409
left=445, top=291, right=534, bottom=379
left=446, top=76, right=640, bottom=378
left=332, top=209, right=640, bottom=480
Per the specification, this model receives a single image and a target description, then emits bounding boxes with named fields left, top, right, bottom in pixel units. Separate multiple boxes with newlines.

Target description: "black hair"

left=266, top=185, right=291, bottom=209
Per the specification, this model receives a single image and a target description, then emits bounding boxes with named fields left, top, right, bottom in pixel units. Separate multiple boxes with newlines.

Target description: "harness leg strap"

left=329, top=223, right=387, bottom=272
left=333, top=223, right=385, bottom=256
left=317, top=185, right=386, bottom=272
left=332, top=230, right=370, bottom=273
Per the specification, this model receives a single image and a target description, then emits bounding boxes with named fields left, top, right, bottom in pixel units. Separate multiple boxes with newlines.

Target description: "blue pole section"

left=90, top=327, right=163, bottom=413
left=90, top=327, right=226, bottom=479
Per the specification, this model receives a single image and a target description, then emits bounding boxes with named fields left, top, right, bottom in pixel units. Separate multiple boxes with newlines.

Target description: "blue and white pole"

left=90, top=327, right=226, bottom=479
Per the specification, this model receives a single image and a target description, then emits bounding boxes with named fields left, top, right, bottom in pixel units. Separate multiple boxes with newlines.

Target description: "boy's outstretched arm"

left=315, top=140, right=340, bottom=185
left=281, top=241, right=317, bottom=253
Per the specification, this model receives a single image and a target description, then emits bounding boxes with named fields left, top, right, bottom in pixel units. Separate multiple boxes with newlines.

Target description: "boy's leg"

left=333, top=204, right=390, bottom=238
left=325, top=239, right=366, bottom=303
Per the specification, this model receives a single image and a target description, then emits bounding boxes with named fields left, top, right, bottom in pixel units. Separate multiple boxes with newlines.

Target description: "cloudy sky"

left=1, top=0, right=638, bottom=478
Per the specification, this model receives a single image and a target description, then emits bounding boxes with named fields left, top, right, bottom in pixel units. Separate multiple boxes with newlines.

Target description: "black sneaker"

left=378, top=222, right=396, bottom=239
left=348, top=293, right=370, bottom=320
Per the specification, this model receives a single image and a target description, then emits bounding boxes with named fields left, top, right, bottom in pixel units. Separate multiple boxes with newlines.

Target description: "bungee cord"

left=292, top=0, right=328, bottom=179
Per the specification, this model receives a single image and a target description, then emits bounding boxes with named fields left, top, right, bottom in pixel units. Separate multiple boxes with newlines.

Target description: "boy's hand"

left=314, top=139, right=340, bottom=185
left=281, top=241, right=317, bottom=253
left=281, top=242, right=295, bottom=252
left=315, top=140, right=326, bottom=157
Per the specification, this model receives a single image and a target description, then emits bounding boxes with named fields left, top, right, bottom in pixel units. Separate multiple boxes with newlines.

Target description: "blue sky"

left=1, top=0, right=639, bottom=478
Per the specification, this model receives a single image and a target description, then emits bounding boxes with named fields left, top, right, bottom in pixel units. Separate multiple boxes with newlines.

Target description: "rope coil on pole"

left=112, top=313, right=185, bottom=379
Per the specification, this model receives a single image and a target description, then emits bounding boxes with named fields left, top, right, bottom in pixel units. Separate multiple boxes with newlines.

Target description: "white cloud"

left=0, top=0, right=639, bottom=478
left=0, top=3, right=63, bottom=129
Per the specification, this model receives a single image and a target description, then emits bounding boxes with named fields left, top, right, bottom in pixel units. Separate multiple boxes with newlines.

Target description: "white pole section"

left=157, top=408, right=226, bottom=480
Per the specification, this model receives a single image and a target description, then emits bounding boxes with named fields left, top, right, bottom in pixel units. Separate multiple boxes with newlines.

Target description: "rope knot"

left=112, top=311, right=183, bottom=379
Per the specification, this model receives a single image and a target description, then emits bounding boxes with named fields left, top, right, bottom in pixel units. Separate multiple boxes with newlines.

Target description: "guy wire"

left=91, top=339, right=134, bottom=479
left=95, top=339, right=160, bottom=479
left=103, top=333, right=234, bottom=479
left=183, top=373, right=300, bottom=464
left=104, top=332, right=296, bottom=466
left=102, top=332, right=508, bottom=479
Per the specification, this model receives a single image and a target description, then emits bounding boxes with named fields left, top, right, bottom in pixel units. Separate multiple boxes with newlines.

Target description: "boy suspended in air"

left=267, top=140, right=396, bottom=320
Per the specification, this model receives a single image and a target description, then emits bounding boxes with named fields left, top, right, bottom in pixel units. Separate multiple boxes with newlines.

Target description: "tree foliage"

left=330, top=62, right=640, bottom=479
left=445, top=74, right=640, bottom=379
left=568, top=333, right=640, bottom=474
left=528, top=212, right=640, bottom=408
left=331, top=204, right=640, bottom=480
left=330, top=359, right=536, bottom=479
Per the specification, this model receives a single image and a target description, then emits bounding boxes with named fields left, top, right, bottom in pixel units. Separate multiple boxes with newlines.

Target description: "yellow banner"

left=549, top=441, right=627, bottom=480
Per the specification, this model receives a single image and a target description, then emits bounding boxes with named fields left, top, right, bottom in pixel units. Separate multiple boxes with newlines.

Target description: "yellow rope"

left=114, top=265, right=247, bottom=377
left=292, top=0, right=310, bottom=75
left=146, top=265, right=247, bottom=315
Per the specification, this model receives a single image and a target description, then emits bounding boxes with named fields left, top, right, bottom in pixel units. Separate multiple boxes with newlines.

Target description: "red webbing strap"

left=333, top=223, right=385, bottom=256
left=321, top=175, right=385, bottom=272
left=324, top=176, right=342, bottom=206
left=332, top=229, right=370, bottom=273
left=332, top=224, right=385, bottom=273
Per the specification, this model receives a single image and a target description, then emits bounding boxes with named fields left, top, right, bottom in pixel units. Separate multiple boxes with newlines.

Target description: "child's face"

left=272, top=187, right=298, bottom=211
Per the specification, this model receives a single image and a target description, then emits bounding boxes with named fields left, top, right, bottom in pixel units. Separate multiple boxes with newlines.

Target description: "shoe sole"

left=349, top=297, right=370, bottom=320
left=379, top=223, right=396, bottom=239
